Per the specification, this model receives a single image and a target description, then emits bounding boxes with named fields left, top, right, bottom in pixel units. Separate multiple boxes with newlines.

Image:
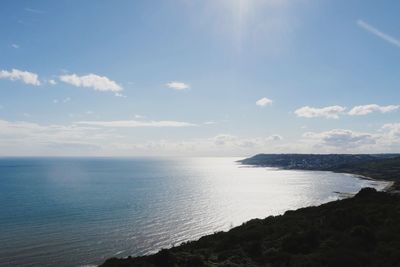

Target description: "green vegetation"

left=101, top=188, right=400, bottom=267
left=332, top=157, right=400, bottom=186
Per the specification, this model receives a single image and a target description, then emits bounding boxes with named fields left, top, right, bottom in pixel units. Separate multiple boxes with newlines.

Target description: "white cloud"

left=59, top=73, right=123, bottom=92
left=112, top=125, right=400, bottom=156
left=348, top=104, right=400, bottom=115
left=11, top=44, right=19, bottom=49
left=213, top=134, right=238, bottom=146
left=0, top=118, right=283, bottom=156
left=267, top=134, right=283, bottom=141
left=300, top=124, right=400, bottom=153
left=295, top=104, right=399, bottom=118
left=382, top=123, right=400, bottom=135
left=24, top=7, right=45, bottom=14
left=105, top=134, right=283, bottom=156
left=381, top=123, right=400, bottom=144
left=76, top=120, right=197, bottom=128
left=1, top=117, right=400, bottom=156
left=303, top=129, right=376, bottom=148
left=0, top=118, right=112, bottom=155
left=295, top=105, right=346, bottom=119
left=166, top=81, right=190, bottom=90
left=115, top=92, right=127, bottom=98
left=48, top=79, right=57, bottom=85
left=357, top=19, right=400, bottom=48
left=0, top=69, right=40, bottom=86
left=53, top=97, right=71, bottom=104
left=256, top=97, right=273, bottom=107
left=213, top=134, right=282, bottom=148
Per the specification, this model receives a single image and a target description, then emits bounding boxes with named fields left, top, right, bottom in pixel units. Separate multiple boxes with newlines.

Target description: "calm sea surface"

left=0, top=157, right=389, bottom=267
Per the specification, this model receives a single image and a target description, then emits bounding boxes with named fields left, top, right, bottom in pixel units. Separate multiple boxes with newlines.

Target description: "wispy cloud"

left=24, top=7, right=45, bottom=14
left=76, top=120, right=197, bottom=128
left=295, top=105, right=346, bottom=119
left=0, top=118, right=110, bottom=155
left=1, top=118, right=400, bottom=156
left=53, top=97, right=71, bottom=104
left=11, top=44, right=19, bottom=49
left=256, top=97, right=273, bottom=107
left=59, top=73, right=123, bottom=93
left=0, top=69, right=40, bottom=86
left=349, top=104, right=400, bottom=115
left=357, top=19, right=400, bottom=48
left=166, top=81, right=190, bottom=90
left=213, top=133, right=282, bottom=148
left=295, top=103, right=400, bottom=119
left=48, top=79, right=57, bottom=85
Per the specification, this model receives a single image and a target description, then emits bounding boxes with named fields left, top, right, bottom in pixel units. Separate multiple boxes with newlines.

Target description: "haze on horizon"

left=0, top=0, right=399, bottom=157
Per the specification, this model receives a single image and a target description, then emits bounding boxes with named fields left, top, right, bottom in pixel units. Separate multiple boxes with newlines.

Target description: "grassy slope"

left=101, top=188, right=400, bottom=267
left=331, top=157, right=400, bottom=182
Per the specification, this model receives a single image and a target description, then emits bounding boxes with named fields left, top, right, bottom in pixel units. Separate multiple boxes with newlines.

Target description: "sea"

left=0, top=157, right=390, bottom=267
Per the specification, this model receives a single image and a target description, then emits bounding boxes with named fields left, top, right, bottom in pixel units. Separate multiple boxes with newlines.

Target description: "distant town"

left=239, top=154, right=400, bottom=170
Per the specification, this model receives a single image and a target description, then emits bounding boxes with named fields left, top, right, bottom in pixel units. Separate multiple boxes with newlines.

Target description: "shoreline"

left=333, top=173, right=394, bottom=200
left=240, top=158, right=399, bottom=193
left=242, top=163, right=395, bottom=194
left=330, top=171, right=398, bottom=193
left=329, top=171, right=395, bottom=193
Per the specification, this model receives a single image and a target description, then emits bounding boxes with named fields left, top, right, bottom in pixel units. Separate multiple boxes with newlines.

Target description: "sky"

left=0, top=0, right=400, bottom=156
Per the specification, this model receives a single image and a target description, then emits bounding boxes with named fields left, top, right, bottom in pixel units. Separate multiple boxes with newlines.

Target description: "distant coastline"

left=238, top=153, right=400, bottom=192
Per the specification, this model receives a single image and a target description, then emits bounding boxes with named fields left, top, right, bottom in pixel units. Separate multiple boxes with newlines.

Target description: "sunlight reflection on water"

left=0, top=157, right=389, bottom=267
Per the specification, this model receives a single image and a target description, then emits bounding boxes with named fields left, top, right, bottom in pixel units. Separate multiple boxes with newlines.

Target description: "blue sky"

left=0, top=0, right=400, bottom=156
